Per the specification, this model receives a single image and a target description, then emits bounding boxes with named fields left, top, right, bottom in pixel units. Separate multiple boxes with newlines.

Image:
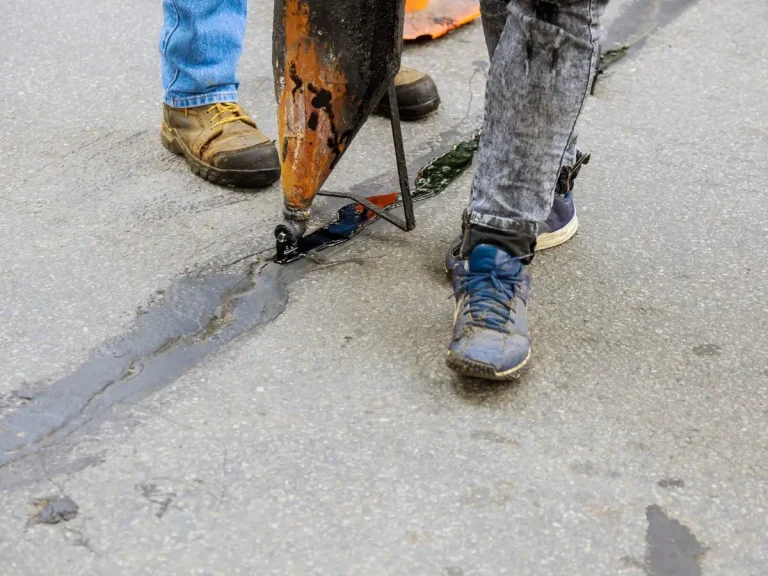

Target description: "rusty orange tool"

left=273, top=0, right=416, bottom=260
left=403, top=0, right=481, bottom=41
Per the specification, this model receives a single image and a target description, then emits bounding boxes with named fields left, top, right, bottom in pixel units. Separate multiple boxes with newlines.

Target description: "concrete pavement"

left=2, top=0, right=767, bottom=574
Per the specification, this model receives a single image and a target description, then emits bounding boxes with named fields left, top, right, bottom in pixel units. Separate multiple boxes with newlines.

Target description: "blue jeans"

left=160, top=0, right=246, bottom=108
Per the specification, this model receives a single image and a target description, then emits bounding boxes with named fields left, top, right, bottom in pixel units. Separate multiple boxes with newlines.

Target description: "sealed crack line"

left=603, top=0, right=702, bottom=58
left=0, top=269, right=289, bottom=469
left=592, top=0, right=702, bottom=92
left=273, top=133, right=481, bottom=264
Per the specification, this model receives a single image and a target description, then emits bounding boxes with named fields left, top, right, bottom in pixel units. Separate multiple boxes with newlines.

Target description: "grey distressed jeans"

left=463, top=0, right=608, bottom=259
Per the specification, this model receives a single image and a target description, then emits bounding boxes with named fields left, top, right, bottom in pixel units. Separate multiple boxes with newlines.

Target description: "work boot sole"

left=445, top=349, right=531, bottom=381
left=375, top=95, right=441, bottom=121
left=161, top=125, right=280, bottom=188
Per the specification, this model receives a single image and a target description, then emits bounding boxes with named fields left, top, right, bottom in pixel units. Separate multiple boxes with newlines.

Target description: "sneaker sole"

left=535, top=214, right=579, bottom=251
left=161, top=126, right=280, bottom=188
left=445, top=349, right=531, bottom=381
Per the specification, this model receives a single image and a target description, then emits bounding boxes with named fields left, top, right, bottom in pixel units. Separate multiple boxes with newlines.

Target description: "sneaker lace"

left=207, top=103, right=252, bottom=130
left=458, top=263, right=523, bottom=333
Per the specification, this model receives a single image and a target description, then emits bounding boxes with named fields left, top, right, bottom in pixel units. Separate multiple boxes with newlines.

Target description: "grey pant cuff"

left=466, top=211, right=537, bottom=237
left=462, top=212, right=537, bottom=263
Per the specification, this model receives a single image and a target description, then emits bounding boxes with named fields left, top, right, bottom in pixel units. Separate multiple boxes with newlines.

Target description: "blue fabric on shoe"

left=538, top=190, right=575, bottom=236
left=447, top=244, right=531, bottom=378
left=462, top=245, right=524, bottom=331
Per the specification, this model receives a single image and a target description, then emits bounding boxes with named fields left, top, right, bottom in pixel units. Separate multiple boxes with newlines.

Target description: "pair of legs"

left=159, top=0, right=440, bottom=188
left=447, top=0, right=608, bottom=379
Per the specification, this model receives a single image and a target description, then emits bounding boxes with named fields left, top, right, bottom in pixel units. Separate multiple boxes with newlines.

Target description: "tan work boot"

left=375, top=65, right=441, bottom=120
left=161, top=102, right=280, bottom=188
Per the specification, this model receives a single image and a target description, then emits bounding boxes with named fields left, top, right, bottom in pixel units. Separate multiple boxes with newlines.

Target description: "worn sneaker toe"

left=447, top=330, right=531, bottom=379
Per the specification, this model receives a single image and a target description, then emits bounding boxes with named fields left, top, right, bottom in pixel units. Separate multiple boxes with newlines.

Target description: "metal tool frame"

left=275, top=82, right=416, bottom=261
left=318, top=83, right=416, bottom=231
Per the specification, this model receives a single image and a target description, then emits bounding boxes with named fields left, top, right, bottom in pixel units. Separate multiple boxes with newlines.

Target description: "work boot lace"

left=207, top=103, right=253, bottom=130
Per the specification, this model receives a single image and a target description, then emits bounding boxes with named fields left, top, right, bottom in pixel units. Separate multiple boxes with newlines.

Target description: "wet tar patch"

left=644, top=504, right=707, bottom=576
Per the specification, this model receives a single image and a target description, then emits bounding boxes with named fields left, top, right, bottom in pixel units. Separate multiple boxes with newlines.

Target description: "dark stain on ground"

left=27, top=495, right=78, bottom=526
left=658, top=478, right=685, bottom=489
left=138, top=482, right=176, bottom=519
left=692, top=343, right=721, bottom=357
left=643, top=505, right=707, bottom=576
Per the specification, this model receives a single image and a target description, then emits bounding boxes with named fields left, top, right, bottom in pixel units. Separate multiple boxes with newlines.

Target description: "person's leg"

left=159, top=0, right=280, bottom=188
left=160, top=0, right=245, bottom=108
left=447, top=0, right=607, bottom=379
left=443, top=0, right=593, bottom=263
left=465, top=0, right=606, bottom=258
left=480, top=0, right=586, bottom=173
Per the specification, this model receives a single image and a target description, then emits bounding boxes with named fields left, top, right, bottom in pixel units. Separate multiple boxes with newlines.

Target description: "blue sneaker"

left=537, top=150, right=590, bottom=250
left=536, top=188, right=578, bottom=250
left=446, top=244, right=531, bottom=380
left=444, top=152, right=590, bottom=272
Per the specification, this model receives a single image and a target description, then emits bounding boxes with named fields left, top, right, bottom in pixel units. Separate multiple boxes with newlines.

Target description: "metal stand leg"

left=314, top=81, right=417, bottom=231
left=387, top=83, right=416, bottom=231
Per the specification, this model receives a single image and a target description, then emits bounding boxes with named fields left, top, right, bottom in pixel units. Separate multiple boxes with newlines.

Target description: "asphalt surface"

left=2, top=0, right=768, bottom=574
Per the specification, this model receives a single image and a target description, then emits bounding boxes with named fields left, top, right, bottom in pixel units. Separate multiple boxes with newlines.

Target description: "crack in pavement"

left=0, top=266, right=289, bottom=470
left=603, top=0, right=702, bottom=58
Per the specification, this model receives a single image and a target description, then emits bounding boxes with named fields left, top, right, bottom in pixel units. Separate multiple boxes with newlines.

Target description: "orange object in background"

left=403, top=0, right=480, bottom=41
left=406, top=0, right=430, bottom=12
